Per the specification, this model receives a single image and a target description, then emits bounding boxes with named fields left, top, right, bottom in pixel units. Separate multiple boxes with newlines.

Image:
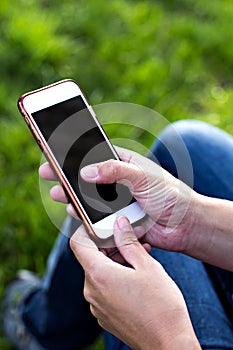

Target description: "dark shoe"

left=2, top=270, right=46, bottom=350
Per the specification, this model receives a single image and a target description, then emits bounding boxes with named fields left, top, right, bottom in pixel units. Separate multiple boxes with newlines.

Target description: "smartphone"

left=18, top=79, right=145, bottom=239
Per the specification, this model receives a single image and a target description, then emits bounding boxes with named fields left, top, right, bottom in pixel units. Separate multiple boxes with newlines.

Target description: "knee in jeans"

left=151, top=120, right=211, bottom=186
left=159, top=119, right=211, bottom=150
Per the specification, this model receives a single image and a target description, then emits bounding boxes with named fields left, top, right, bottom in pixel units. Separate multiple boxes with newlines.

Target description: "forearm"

left=186, top=192, right=233, bottom=271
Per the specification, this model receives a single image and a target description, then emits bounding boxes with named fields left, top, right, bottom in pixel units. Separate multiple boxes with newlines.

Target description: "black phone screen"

left=32, top=96, right=134, bottom=223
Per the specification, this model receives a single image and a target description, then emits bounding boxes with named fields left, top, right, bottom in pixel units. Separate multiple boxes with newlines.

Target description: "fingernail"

left=80, top=165, right=98, bottom=179
left=117, top=216, right=130, bottom=230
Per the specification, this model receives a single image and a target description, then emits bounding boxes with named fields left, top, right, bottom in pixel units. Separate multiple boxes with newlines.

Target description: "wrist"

left=161, top=332, right=201, bottom=350
left=137, top=307, right=200, bottom=350
left=183, top=191, right=233, bottom=270
left=182, top=190, right=213, bottom=256
left=178, top=189, right=204, bottom=255
left=158, top=313, right=200, bottom=350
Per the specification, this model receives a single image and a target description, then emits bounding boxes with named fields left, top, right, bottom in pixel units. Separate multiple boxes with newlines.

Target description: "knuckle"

left=90, top=270, right=107, bottom=288
left=99, top=159, right=121, bottom=180
left=121, top=235, right=139, bottom=248
left=97, top=318, right=105, bottom=329
left=90, top=304, right=97, bottom=318
left=85, top=266, right=108, bottom=290
left=83, top=283, right=92, bottom=303
left=110, top=160, right=121, bottom=177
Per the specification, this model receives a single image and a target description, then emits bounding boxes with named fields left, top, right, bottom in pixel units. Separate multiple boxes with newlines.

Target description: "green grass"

left=1, top=0, right=233, bottom=348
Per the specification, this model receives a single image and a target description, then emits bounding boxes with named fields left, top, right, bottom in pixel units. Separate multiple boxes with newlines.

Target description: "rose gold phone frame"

left=18, top=79, right=120, bottom=240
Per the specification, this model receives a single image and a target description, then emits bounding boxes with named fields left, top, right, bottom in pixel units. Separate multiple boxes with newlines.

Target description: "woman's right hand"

left=39, top=146, right=200, bottom=255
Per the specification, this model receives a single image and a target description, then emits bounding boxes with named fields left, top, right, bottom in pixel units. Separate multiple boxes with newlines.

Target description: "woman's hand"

left=39, top=147, right=199, bottom=254
left=40, top=146, right=233, bottom=271
left=70, top=216, right=200, bottom=350
left=79, top=147, right=199, bottom=253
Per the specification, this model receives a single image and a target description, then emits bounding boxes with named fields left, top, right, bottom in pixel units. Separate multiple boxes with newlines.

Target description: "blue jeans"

left=22, top=120, right=233, bottom=349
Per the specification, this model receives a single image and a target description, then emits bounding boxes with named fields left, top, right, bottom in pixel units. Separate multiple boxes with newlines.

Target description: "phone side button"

left=36, top=138, right=44, bottom=152
left=24, top=116, right=30, bottom=125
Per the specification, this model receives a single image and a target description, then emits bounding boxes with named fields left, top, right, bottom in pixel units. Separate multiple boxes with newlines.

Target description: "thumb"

left=80, top=159, right=146, bottom=192
left=114, top=216, right=150, bottom=269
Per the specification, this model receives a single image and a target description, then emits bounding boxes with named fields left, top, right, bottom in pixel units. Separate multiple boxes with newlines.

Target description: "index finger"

left=39, top=162, right=58, bottom=181
left=114, top=146, right=145, bottom=166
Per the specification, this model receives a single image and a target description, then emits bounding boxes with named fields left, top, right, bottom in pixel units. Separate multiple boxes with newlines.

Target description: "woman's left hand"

left=70, top=216, right=200, bottom=350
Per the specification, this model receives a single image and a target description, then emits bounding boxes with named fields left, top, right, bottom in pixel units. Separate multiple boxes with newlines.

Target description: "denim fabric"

left=22, top=120, right=233, bottom=349
left=152, top=120, right=233, bottom=322
left=104, top=249, right=233, bottom=350
left=22, top=218, right=101, bottom=350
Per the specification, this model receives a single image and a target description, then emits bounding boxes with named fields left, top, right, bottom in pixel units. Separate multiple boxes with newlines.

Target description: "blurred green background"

left=1, top=0, right=233, bottom=348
